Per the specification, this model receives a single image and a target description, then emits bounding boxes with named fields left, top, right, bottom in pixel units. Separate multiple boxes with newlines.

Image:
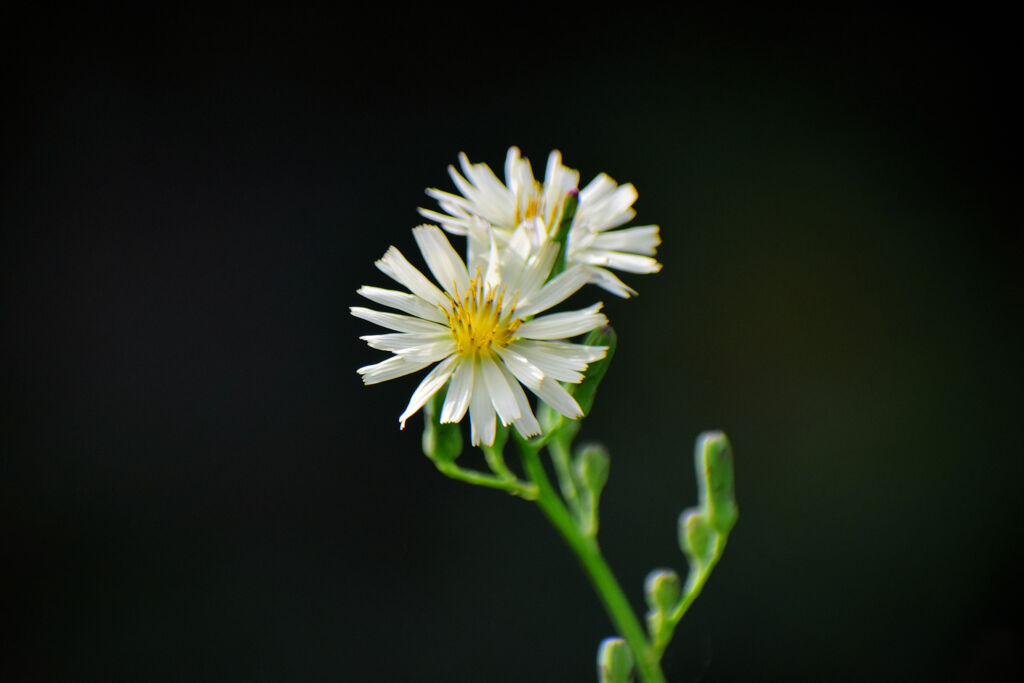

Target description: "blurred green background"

left=3, top=6, right=1020, bottom=682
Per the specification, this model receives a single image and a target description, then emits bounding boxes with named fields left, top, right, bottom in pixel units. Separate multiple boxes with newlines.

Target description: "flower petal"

left=492, top=345, right=545, bottom=391
left=357, top=355, right=435, bottom=385
left=591, top=225, right=661, bottom=256
left=375, top=246, right=447, bottom=305
left=480, top=354, right=521, bottom=426
left=575, top=250, right=662, bottom=274
left=399, top=355, right=459, bottom=428
left=468, top=358, right=496, bottom=446
left=351, top=307, right=449, bottom=334
left=357, top=286, right=448, bottom=324
left=516, top=265, right=589, bottom=318
left=497, top=361, right=540, bottom=438
left=413, top=225, right=470, bottom=297
left=531, top=376, right=583, bottom=420
left=516, top=303, right=607, bottom=340
left=441, top=356, right=474, bottom=423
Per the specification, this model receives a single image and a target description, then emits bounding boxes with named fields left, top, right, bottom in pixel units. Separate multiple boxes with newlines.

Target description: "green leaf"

left=569, top=325, right=617, bottom=417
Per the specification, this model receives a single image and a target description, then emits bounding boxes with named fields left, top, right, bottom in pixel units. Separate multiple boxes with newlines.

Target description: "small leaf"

left=597, top=637, right=634, bottom=683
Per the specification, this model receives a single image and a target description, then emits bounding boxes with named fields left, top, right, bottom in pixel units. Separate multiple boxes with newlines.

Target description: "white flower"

left=419, top=147, right=662, bottom=298
left=352, top=225, right=609, bottom=446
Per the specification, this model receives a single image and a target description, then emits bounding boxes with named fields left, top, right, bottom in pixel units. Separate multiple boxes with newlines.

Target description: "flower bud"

left=695, top=431, right=738, bottom=535
left=644, top=569, right=682, bottom=614
left=678, top=509, right=715, bottom=568
left=597, top=637, right=634, bottom=683
left=574, top=443, right=610, bottom=498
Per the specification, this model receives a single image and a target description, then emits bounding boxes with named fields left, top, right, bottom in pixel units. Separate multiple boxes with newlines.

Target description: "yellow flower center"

left=514, top=181, right=566, bottom=233
left=445, top=276, right=522, bottom=356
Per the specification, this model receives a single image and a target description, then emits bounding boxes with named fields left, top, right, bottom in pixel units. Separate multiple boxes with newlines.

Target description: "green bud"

left=569, top=325, right=617, bottom=417
left=679, top=509, right=716, bottom=568
left=422, top=391, right=462, bottom=463
left=597, top=637, right=634, bottom=683
left=574, top=443, right=610, bottom=499
left=644, top=569, right=682, bottom=614
left=695, top=431, right=738, bottom=535
left=573, top=442, right=611, bottom=537
left=646, top=610, right=665, bottom=641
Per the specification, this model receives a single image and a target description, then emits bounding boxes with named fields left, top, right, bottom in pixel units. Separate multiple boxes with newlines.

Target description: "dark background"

left=2, top=5, right=1021, bottom=682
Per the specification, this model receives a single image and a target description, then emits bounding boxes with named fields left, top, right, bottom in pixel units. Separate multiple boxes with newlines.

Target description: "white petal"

left=579, top=173, right=618, bottom=204
left=584, top=184, right=638, bottom=230
left=497, top=361, right=540, bottom=438
left=375, top=247, right=447, bottom=306
left=361, top=331, right=453, bottom=354
left=480, top=354, right=521, bottom=426
left=492, top=345, right=545, bottom=390
left=468, top=358, right=496, bottom=446
left=516, top=265, right=589, bottom=318
left=413, top=225, right=470, bottom=297
left=531, top=376, right=583, bottom=420
left=591, top=225, right=661, bottom=256
left=417, top=207, right=470, bottom=236
left=576, top=250, right=662, bottom=274
left=357, top=355, right=434, bottom=385
left=357, top=286, right=448, bottom=324
left=441, top=356, right=474, bottom=423
left=509, top=338, right=607, bottom=384
left=351, top=307, right=449, bottom=334
left=506, top=242, right=557, bottom=302
left=582, top=266, right=638, bottom=298
left=399, top=355, right=459, bottom=428
left=388, top=338, right=457, bottom=364
left=504, top=147, right=522, bottom=190
left=518, top=339, right=607, bottom=364
left=516, top=303, right=607, bottom=340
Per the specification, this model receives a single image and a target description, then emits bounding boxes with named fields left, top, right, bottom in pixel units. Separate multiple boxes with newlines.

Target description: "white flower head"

left=353, top=225, right=608, bottom=446
left=419, top=147, right=662, bottom=298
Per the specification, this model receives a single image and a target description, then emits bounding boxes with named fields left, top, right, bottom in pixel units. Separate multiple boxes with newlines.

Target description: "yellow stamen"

left=445, top=275, right=522, bottom=357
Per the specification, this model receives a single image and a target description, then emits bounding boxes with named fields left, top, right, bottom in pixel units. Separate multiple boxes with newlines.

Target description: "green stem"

left=434, top=461, right=538, bottom=499
left=482, top=444, right=517, bottom=482
left=652, top=537, right=726, bottom=659
left=547, top=436, right=580, bottom=512
left=519, top=443, right=666, bottom=683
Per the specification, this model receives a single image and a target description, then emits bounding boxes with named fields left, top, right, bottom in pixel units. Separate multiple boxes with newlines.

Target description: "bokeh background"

left=3, top=6, right=1020, bottom=682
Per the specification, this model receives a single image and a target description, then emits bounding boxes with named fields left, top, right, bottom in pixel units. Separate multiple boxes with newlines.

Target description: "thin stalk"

left=652, top=537, right=726, bottom=659
left=519, top=443, right=666, bottom=683
left=435, top=461, right=537, bottom=499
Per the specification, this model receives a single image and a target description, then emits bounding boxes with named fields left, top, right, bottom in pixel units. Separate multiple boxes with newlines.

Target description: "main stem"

left=519, top=444, right=666, bottom=683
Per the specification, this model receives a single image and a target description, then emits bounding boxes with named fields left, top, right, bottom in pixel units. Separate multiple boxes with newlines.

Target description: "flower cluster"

left=354, top=148, right=662, bottom=445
